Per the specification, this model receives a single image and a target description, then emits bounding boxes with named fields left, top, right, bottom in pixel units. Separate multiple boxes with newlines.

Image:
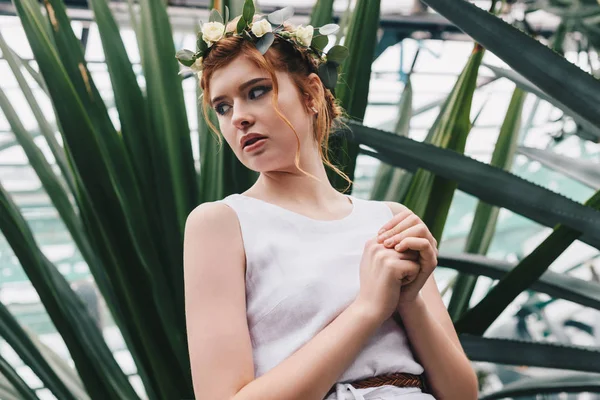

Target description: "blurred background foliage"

left=0, top=0, right=599, bottom=399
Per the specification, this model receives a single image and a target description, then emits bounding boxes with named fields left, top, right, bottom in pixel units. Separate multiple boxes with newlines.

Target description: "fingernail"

left=378, top=228, right=385, bottom=235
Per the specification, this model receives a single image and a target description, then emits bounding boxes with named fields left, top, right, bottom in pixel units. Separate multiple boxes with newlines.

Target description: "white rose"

left=295, top=25, right=314, bottom=47
left=251, top=19, right=272, bottom=37
left=202, top=22, right=225, bottom=47
left=189, top=56, right=203, bottom=73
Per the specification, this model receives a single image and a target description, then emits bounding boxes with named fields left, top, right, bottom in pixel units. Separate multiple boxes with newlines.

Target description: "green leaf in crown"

left=324, top=45, right=349, bottom=65
left=196, top=32, right=207, bottom=53
left=267, top=6, right=294, bottom=25
left=242, top=0, right=255, bottom=23
left=209, top=8, right=223, bottom=24
left=175, top=49, right=196, bottom=67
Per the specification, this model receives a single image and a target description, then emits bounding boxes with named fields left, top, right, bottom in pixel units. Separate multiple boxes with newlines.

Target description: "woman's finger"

left=377, top=213, right=420, bottom=244
left=395, top=249, right=419, bottom=261
left=377, top=209, right=413, bottom=236
left=394, top=237, right=437, bottom=271
left=398, top=267, right=431, bottom=301
left=382, top=223, right=435, bottom=249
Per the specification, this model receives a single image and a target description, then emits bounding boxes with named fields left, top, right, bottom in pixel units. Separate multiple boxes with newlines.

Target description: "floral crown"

left=175, top=0, right=349, bottom=93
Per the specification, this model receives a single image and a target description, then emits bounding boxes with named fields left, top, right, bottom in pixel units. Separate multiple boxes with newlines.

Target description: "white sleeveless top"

left=216, top=193, right=429, bottom=399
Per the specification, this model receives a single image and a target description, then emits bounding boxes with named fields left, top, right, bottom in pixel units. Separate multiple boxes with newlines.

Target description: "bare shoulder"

left=184, top=200, right=246, bottom=276
left=186, top=201, right=239, bottom=230
left=380, top=200, right=410, bottom=216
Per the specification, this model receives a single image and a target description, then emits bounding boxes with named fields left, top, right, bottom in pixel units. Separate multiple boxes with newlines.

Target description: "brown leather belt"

left=325, top=372, right=426, bottom=398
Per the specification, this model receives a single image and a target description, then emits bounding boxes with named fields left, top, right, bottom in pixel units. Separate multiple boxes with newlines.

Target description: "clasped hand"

left=376, top=207, right=439, bottom=304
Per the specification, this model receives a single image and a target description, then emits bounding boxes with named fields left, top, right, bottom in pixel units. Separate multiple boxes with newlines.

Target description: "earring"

left=311, top=106, right=318, bottom=114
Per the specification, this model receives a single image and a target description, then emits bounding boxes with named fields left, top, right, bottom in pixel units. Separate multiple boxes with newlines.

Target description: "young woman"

left=182, top=9, right=478, bottom=400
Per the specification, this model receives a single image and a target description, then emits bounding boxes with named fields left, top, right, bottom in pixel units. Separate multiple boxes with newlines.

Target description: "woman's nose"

left=231, top=104, right=255, bottom=130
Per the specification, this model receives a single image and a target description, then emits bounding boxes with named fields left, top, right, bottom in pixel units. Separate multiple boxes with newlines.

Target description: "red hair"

left=198, top=26, right=352, bottom=191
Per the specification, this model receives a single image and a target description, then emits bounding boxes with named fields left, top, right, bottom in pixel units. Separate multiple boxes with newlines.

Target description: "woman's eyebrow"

left=211, top=77, right=271, bottom=106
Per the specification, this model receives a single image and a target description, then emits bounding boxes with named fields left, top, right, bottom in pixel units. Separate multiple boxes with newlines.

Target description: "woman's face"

left=208, top=54, right=317, bottom=173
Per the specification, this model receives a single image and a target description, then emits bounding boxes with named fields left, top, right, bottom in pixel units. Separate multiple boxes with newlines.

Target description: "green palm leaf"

left=0, top=355, right=38, bottom=400
left=447, top=87, right=527, bottom=320
left=23, top=324, right=90, bottom=399
left=3, top=45, right=50, bottom=93
left=369, top=45, right=422, bottom=205
left=479, top=372, right=600, bottom=400
left=460, top=335, right=600, bottom=373
left=137, top=0, right=198, bottom=235
left=370, top=78, right=414, bottom=203
left=455, top=187, right=600, bottom=335
left=347, top=121, right=600, bottom=248
left=420, top=0, right=600, bottom=139
left=517, top=146, right=600, bottom=189
left=11, top=0, right=194, bottom=396
left=335, top=0, right=353, bottom=46
left=0, top=78, right=146, bottom=393
left=310, top=0, right=334, bottom=27
left=126, top=0, right=144, bottom=66
left=439, top=253, right=600, bottom=311
left=407, top=76, right=498, bottom=122
left=0, top=302, right=84, bottom=400
left=0, top=33, right=74, bottom=192
left=484, top=63, right=600, bottom=142
left=403, top=44, right=485, bottom=241
left=197, top=81, right=226, bottom=202
left=0, top=376, right=26, bottom=400
left=532, top=2, right=600, bottom=19
left=0, top=183, right=138, bottom=398
left=89, top=0, right=194, bottom=392
left=329, top=0, right=381, bottom=192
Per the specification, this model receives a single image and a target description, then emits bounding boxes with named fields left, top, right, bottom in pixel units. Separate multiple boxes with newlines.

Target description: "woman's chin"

left=245, top=159, right=291, bottom=174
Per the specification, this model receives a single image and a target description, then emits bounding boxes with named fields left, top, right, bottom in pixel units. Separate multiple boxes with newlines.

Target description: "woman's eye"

left=215, top=103, right=230, bottom=115
left=215, top=86, right=271, bottom=116
left=250, top=85, right=271, bottom=99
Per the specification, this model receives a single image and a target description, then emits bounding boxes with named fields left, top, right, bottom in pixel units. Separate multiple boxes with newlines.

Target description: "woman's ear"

left=304, top=73, right=323, bottom=109
left=307, top=72, right=323, bottom=95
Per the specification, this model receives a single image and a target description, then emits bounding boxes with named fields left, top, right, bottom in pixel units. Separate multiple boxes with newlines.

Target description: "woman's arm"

left=380, top=201, right=478, bottom=399
left=234, top=301, right=382, bottom=400
left=396, top=277, right=479, bottom=400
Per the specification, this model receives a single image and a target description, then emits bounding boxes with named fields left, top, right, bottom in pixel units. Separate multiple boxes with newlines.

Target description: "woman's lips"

left=243, top=138, right=267, bottom=152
